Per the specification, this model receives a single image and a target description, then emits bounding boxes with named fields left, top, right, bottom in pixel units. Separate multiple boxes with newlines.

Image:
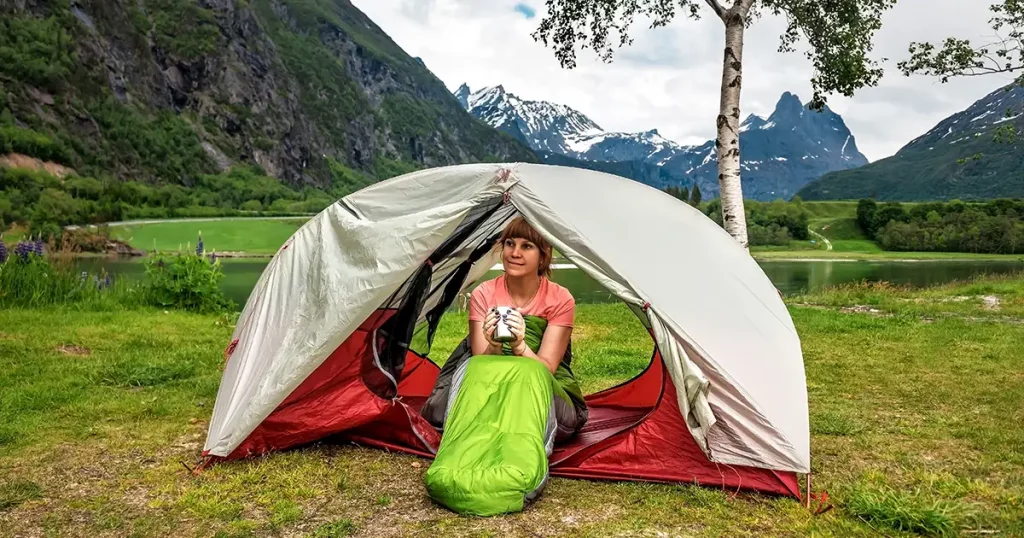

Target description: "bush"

left=0, top=125, right=73, bottom=164
left=141, top=253, right=234, bottom=313
left=0, top=16, right=76, bottom=91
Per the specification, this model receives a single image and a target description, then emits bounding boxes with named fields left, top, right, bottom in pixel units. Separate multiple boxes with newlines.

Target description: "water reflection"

left=74, top=257, right=1024, bottom=309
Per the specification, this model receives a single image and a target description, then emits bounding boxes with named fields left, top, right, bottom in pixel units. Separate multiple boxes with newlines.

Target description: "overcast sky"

left=351, top=0, right=1017, bottom=162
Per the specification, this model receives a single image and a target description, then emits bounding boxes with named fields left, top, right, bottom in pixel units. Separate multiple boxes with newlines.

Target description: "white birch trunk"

left=715, top=6, right=750, bottom=250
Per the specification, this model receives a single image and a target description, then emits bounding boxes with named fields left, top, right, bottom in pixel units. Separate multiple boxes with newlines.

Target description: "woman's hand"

left=482, top=308, right=502, bottom=347
left=506, top=309, right=528, bottom=355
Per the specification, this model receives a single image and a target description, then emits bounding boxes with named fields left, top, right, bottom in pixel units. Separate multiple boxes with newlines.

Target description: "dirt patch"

left=0, top=153, right=74, bottom=178
left=57, top=345, right=91, bottom=357
left=839, top=305, right=889, bottom=316
left=981, top=295, right=1001, bottom=311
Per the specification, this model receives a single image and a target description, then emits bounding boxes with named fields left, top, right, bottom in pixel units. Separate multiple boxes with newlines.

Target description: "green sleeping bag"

left=423, top=353, right=557, bottom=516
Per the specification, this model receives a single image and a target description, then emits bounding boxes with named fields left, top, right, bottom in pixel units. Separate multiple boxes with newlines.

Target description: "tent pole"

left=805, top=472, right=811, bottom=508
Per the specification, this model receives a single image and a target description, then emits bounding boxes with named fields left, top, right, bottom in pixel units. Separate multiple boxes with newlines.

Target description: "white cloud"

left=352, top=0, right=1018, bottom=162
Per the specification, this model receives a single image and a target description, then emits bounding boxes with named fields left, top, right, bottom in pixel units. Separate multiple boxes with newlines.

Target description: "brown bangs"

left=496, top=216, right=553, bottom=277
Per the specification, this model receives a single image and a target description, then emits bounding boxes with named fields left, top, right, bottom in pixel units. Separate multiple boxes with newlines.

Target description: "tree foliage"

left=899, top=0, right=1023, bottom=83
left=856, top=198, right=1024, bottom=254
left=704, top=198, right=810, bottom=246
left=900, top=0, right=1023, bottom=147
left=531, top=0, right=896, bottom=109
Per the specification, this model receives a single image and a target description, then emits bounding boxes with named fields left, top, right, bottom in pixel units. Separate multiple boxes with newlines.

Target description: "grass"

left=110, top=218, right=310, bottom=255
left=100, top=213, right=1024, bottom=261
left=800, top=201, right=859, bottom=219
left=1, top=274, right=1023, bottom=536
left=846, top=486, right=961, bottom=537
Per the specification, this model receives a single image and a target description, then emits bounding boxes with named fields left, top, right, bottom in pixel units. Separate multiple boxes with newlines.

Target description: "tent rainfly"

left=201, top=163, right=810, bottom=497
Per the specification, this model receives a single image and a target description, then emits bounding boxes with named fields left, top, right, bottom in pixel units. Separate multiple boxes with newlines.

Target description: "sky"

left=352, top=0, right=1018, bottom=162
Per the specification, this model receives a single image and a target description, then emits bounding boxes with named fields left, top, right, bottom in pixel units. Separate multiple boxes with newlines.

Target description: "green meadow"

left=107, top=218, right=310, bottom=255
left=1, top=274, right=1023, bottom=537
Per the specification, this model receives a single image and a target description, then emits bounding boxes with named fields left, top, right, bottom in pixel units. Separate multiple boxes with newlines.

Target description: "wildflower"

left=32, top=239, right=44, bottom=256
left=209, top=250, right=217, bottom=264
left=196, top=232, right=204, bottom=256
left=14, top=241, right=32, bottom=261
left=80, top=271, right=88, bottom=281
left=0, top=241, right=7, bottom=263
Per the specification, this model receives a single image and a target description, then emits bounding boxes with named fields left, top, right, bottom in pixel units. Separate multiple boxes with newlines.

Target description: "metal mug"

left=493, top=306, right=516, bottom=342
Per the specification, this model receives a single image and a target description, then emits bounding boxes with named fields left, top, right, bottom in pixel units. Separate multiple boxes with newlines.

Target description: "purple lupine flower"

left=209, top=251, right=217, bottom=264
left=196, top=232, right=204, bottom=256
left=14, top=241, right=32, bottom=261
left=32, top=239, right=44, bottom=256
left=0, top=241, right=7, bottom=263
left=102, top=274, right=112, bottom=290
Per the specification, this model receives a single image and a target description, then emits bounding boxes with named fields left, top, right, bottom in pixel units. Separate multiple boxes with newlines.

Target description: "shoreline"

left=63, top=251, right=1024, bottom=264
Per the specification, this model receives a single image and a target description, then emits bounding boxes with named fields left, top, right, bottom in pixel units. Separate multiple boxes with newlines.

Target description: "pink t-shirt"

left=468, top=275, right=575, bottom=327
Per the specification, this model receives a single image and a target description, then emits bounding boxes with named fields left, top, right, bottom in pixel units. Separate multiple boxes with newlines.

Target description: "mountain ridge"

left=798, top=84, right=1024, bottom=201
left=458, top=84, right=868, bottom=200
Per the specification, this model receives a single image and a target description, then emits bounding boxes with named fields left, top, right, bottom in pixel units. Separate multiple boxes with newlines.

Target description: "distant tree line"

left=0, top=164, right=363, bottom=240
left=704, top=198, right=810, bottom=247
left=664, top=184, right=702, bottom=206
left=857, top=198, right=1024, bottom=254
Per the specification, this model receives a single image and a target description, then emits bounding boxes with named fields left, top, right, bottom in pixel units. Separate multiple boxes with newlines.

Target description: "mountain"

left=798, top=84, right=1024, bottom=201
left=460, top=84, right=689, bottom=164
left=459, top=85, right=868, bottom=200
left=0, top=0, right=534, bottom=189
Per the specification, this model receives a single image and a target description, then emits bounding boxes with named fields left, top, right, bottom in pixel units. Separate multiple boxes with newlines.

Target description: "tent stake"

left=805, top=472, right=812, bottom=509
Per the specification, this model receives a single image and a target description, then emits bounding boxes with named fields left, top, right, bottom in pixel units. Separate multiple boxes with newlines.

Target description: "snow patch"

left=994, top=112, right=1023, bottom=124
left=759, top=121, right=776, bottom=130
left=970, top=110, right=996, bottom=123
left=564, top=134, right=607, bottom=154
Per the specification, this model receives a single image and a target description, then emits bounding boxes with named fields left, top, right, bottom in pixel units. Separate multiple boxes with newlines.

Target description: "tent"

left=201, top=163, right=810, bottom=498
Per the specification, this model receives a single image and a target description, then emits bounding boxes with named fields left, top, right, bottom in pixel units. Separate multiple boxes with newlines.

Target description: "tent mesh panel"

left=365, top=196, right=518, bottom=398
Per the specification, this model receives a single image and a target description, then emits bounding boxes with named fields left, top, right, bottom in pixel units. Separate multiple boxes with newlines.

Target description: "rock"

left=27, top=87, right=55, bottom=106
left=982, top=296, right=1001, bottom=310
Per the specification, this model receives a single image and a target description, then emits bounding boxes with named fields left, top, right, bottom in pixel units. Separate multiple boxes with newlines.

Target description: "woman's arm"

left=511, top=324, right=571, bottom=374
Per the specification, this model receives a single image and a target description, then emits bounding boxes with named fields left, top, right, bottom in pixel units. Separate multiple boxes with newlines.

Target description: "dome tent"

left=201, top=163, right=810, bottom=497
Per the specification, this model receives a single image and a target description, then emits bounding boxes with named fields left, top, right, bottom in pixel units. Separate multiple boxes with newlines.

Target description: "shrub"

left=141, top=252, right=234, bottom=313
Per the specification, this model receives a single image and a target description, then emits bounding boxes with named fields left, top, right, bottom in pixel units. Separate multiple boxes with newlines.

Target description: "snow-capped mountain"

left=458, top=84, right=868, bottom=200
left=459, top=84, right=692, bottom=164
left=664, top=92, right=869, bottom=199
left=901, top=84, right=1023, bottom=153
left=799, top=84, right=1024, bottom=201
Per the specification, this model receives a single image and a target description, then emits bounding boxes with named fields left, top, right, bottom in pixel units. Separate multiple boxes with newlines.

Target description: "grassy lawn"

left=98, top=214, right=1022, bottom=262
left=1, top=275, right=1023, bottom=537
left=109, top=219, right=310, bottom=255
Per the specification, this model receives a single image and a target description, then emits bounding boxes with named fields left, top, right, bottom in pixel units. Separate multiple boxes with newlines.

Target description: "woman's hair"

left=496, top=216, right=554, bottom=278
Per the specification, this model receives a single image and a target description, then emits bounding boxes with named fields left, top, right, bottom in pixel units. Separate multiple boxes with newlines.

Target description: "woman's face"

left=502, top=237, right=541, bottom=278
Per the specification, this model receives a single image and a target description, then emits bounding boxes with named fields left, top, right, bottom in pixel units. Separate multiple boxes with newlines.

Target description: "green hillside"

left=798, top=85, right=1024, bottom=201
left=0, top=0, right=535, bottom=189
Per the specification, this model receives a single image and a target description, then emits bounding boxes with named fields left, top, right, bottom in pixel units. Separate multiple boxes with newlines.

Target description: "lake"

left=74, top=257, right=1024, bottom=309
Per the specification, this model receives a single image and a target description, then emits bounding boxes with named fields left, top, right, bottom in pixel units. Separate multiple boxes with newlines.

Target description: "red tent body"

left=210, top=309, right=800, bottom=498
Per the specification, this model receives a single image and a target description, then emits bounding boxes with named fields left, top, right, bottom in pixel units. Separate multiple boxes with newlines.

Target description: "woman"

left=421, top=217, right=588, bottom=441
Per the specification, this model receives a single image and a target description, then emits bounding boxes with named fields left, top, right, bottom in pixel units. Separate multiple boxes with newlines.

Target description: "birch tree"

left=532, top=0, right=896, bottom=249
